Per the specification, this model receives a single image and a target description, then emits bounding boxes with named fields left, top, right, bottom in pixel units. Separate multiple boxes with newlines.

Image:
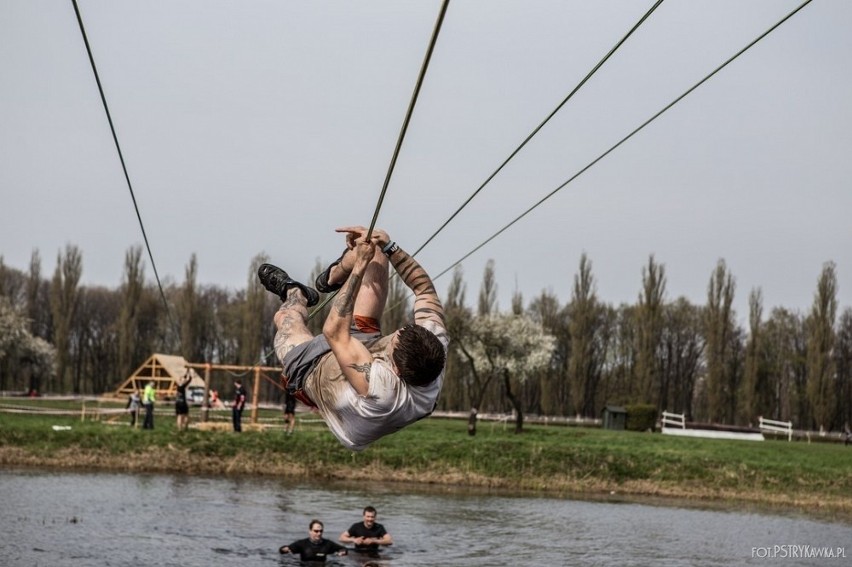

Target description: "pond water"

left=0, top=469, right=848, bottom=566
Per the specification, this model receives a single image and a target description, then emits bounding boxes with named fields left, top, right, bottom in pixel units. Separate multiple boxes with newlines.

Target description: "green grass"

left=2, top=400, right=851, bottom=517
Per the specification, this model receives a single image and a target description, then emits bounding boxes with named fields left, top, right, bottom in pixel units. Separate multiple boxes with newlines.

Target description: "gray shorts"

left=282, top=326, right=382, bottom=393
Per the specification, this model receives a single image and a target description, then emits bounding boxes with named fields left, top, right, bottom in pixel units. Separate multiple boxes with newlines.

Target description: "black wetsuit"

left=346, top=521, right=388, bottom=552
left=280, top=537, right=346, bottom=562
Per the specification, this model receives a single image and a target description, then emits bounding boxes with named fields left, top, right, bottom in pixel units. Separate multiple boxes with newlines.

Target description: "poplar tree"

left=635, top=255, right=666, bottom=406
left=478, top=259, right=497, bottom=316
left=27, top=249, right=47, bottom=338
left=178, top=254, right=202, bottom=361
left=567, top=254, right=601, bottom=417
left=741, top=288, right=767, bottom=424
left=703, top=259, right=736, bottom=423
left=806, top=262, right=837, bottom=430
left=239, top=253, right=269, bottom=365
left=441, top=265, right=469, bottom=411
left=49, top=244, right=82, bottom=393
left=118, top=246, right=144, bottom=381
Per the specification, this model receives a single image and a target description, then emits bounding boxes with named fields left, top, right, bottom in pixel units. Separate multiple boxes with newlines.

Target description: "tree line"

left=1, top=245, right=849, bottom=433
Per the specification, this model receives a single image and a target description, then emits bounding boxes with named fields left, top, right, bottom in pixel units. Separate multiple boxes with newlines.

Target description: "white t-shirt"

left=303, top=320, right=448, bottom=451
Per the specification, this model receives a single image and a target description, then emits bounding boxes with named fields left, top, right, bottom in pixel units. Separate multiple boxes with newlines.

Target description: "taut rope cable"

left=431, top=0, right=815, bottom=287
left=71, top=0, right=176, bottom=330
left=377, top=0, right=665, bottom=306
left=308, top=0, right=451, bottom=320
left=410, top=0, right=666, bottom=259
left=366, top=0, right=451, bottom=241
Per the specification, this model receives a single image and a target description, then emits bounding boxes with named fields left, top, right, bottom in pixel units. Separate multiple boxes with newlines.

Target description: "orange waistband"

left=354, top=315, right=381, bottom=334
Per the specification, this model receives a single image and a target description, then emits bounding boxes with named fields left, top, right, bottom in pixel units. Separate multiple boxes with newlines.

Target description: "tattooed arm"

left=322, top=239, right=376, bottom=396
left=386, top=246, right=445, bottom=328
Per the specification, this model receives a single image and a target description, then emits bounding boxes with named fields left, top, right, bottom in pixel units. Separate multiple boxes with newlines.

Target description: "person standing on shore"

left=175, top=369, right=192, bottom=431
left=127, top=389, right=141, bottom=428
left=231, top=379, right=247, bottom=432
left=339, top=506, right=393, bottom=554
left=283, top=389, right=296, bottom=435
left=142, top=381, right=156, bottom=430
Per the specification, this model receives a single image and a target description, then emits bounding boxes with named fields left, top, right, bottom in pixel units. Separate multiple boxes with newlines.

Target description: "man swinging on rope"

left=258, top=226, right=447, bottom=451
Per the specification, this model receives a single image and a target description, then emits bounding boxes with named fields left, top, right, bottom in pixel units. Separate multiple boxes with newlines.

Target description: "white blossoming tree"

left=455, top=312, right=556, bottom=434
left=0, top=297, right=55, bottom=393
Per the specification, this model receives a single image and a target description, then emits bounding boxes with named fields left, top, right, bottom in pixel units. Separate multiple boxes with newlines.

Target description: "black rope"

left=410, top=0, right=666, bottom=258
left=429, top=0, right=815, bottom=284
left=366, top=0, right=451, bottom=241
left=70, top=0, right=176, bottom=329
left=308, top=0, right=451, bottom=319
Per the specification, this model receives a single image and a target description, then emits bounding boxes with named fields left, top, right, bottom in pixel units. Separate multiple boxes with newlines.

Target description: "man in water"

left=279, top=519, right=347, bottom=562
left=258, top=226, right=447, bottom=451
left=339, top=506, right=393, bottom=553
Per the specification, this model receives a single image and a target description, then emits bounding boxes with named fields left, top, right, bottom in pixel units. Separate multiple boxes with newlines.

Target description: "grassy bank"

left=1, top=402, right=850, bottom=520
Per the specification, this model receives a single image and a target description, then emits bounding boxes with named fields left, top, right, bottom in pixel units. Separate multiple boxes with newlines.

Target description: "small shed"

left=602, top=405, right=627, bottom=431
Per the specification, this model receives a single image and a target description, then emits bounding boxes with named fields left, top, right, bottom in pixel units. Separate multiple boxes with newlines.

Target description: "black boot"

left=257, top=263, right=320, bottom=307
left=314, top=250, right=348, bottom=293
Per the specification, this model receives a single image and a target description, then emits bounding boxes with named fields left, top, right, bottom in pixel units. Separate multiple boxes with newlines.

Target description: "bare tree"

left=834, top=308, right=852, bottom=430
left=763, top=307, right=808, bottom=423
left=658, top=297, right=703, bottom=418
left=528, top=290, right=568, bottom=415
left=76, top=286, right=120, bottom=393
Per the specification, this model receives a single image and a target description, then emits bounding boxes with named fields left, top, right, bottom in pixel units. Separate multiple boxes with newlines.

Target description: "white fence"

left=758, top=416, right=793, bottom=441
left=661, top=410, right=685, bottom=429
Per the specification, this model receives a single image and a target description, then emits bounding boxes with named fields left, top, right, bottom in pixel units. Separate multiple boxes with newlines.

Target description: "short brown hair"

left=391, top=324, right=445, bottom=387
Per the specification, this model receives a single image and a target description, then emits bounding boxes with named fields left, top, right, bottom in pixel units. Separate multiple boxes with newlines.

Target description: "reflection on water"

left=0, top=468, right=849, bottom=567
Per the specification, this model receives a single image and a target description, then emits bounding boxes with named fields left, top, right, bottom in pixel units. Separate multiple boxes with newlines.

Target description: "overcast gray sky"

left=2, top=0, right=850, bottom=321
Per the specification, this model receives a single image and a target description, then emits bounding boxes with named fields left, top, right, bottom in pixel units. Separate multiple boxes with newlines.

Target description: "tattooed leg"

left=273, top=288, right=314, bottom=362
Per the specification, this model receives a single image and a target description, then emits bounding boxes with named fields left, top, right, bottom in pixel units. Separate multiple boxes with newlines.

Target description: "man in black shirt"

left=231, top=379, right=247, bottom=432
left=279, top=519, right=347, bottom=562
left=339, top=506, right=393, bottom=553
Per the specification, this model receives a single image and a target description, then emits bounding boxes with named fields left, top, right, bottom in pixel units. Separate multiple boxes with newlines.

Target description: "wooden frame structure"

left=114, top=353, right=283, bottom=424
left=114, top=354, right=204, bottom=399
